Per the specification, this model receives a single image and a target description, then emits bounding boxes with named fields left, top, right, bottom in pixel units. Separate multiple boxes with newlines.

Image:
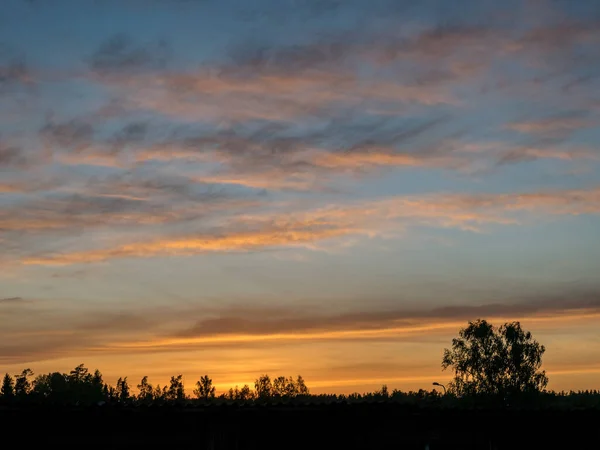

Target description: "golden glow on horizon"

left=2, top=310, right=600, bottom=395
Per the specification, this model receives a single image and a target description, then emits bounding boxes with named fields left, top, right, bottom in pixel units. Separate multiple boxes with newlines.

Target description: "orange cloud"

left=195, top=147, right=460, bottom=191
left=22, top=226, right=354, bottom=265
left=308, top=149, right=459, bottom=170
left=199, top=172, right=321, bottom=191
left=0, top=183, right=22, bottom=193
left=506, top=115, right=594, bottom=136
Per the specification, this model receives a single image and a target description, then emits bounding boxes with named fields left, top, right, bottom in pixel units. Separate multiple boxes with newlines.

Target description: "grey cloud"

left=0, top=143, right=28, bottom=168
left=78, top=311, right=157, bottom=333
left=174, top=291, right=600, bottom=338
left=0, top=307, right=163, bottom=364
left=562, top=74, right=600, bottom=93
left=384, top=25, right=494, bottom=59
left=221, top=23, right=493, bottom=82
left=43, top=111, right=456, bottom=192
left=51, top=269, right=88, bottom=279
left=40, top=116, right=163, bottom=165
left=496, top=149, right=538, bottom=165
left=52, top=193, right=149, bottom=216
left=496, top=110, right=599, bottom=165
left=220, top=16, right=599, bottom=91
left=40, top=118, right=95, bottom=152
left=0, top=181, right=238, bottom=233
left=517, top=20, right=600, bottom=51
left=109, top=121, right=149, bottom=151
left=0, top=337, right=88, bottom=365
left=225, top=34, right=357, bottom=75
left=135, top=114, right=454, bottom=187
left=0, top=297, right=25, bottom=304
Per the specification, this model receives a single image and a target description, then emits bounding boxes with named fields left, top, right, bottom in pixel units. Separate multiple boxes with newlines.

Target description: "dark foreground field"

left=2, top=404, right=599, bottom=449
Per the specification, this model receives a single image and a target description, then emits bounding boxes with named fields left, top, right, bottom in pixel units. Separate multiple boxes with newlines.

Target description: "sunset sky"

left=1, top=0, right=600, bottom=394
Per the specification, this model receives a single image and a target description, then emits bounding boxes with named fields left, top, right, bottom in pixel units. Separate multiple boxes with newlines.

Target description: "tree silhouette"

left=442, top=319, right=548, bottom=397
left=67, top=364, right=90, bottom=403
left=90, top=369, right=105, bottom=403
left=137, top=376, right=154, bottom=404
left=227, top=385, right=240, bottom=400
left=193, top=375, right=215, bottom=400
left=271, top=375, right=306, bottom=397
left=32, top=372, right=68, bottom=403
left=239, top=384, right=253, bottom=400
left=167, top=374, right=186, bottom=401
left=27, top=365, right=105, bottom=405
left=375, top=384, right=389, bottom=398
left=153, top=384, right=167, bottom=402
left=102, top=383, right=114, bottom=401
left=224, top=384, right=254, bottom=401
left=272, top=376, right=288, bottom=396
left=254, top=374, right=272, bottom=399
left=296, top=375, right=309, bottom=395
left=115, top=377, right=130, bottom=403
left=1, top=373, right=14, bottom=400
left=68, top=364, right=89, bottom=384
left=14, top=368, right=34, bottom=398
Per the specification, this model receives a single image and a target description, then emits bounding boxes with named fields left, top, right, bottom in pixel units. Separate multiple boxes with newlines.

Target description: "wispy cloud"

left=172, top=295, right=600, bottom=340
left=30, top=113, right=465, bottom=192
left=99, top=69, right=456, bottom=125
left=0, top=188, right=236, bottom=232
left=506, top=112, right=596, bottom=139
left=497, top=145, right=599, bottom=165
left=21, top=185, right=600, bottom=265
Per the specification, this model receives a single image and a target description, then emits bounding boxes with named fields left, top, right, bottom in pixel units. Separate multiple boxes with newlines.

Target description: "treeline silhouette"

left=1, top=365, right=312, bottom=406
left=2, top=363, right=600, bottom=409
left=2, top=320, right=600, bottom=448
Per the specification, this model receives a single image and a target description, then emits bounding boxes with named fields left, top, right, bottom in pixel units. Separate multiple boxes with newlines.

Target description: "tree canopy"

left=442, top=319, right=548, bottom=397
